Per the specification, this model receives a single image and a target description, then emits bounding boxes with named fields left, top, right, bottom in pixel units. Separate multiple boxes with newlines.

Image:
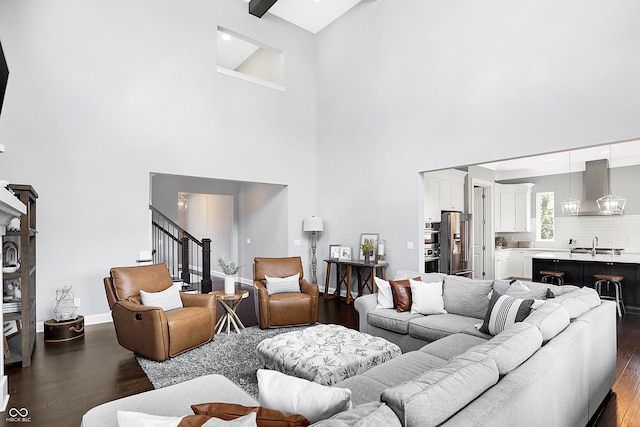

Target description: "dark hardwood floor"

left=2, top=292, right=636, bottom=427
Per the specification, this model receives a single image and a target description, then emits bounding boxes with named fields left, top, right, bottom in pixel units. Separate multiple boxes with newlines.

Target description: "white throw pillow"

left=374, top=277, right=394, bottom=309
left=409, top=279, right=447, bottom=315
left=139, top=286, right=183, bottom=311
left=257, top=369, right=352, bottom=423
left=117, top=411, right=258, bottom=427
left=265, top=274, right=301, bottom=295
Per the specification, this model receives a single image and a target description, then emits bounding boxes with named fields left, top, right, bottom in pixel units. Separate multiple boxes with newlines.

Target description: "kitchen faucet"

left=592, top=236, right=599, bottom=256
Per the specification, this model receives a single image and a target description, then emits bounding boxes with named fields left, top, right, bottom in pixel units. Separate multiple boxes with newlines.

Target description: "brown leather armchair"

left=103, top=263, right=216, bottom=361
left=253, top=257, right=319, bottom=329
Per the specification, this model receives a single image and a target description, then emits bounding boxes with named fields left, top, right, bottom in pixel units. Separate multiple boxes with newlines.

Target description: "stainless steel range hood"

left=577, top=159, right=618, bottom=216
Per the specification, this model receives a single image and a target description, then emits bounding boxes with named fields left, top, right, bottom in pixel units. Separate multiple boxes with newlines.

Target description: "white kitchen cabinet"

left=424, top=178, right=441, bottom=222
left=495, top=250, right=510, bottom=280
left=424, top=169, right=467, bottom=222
left=494, top=183, right=533, bottom=232
left=507, top=250, right=522, bottom=278
left=521, top=252, right=533, bottom=279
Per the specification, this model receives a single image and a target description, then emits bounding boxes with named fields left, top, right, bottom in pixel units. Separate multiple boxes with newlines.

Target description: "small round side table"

left=210, top=289, right=249, bottom=335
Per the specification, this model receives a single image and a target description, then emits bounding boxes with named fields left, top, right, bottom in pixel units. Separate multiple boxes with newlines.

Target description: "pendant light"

left=597, top=145, right=626, bottom=215
left=561, top=152, right=581, bottom=216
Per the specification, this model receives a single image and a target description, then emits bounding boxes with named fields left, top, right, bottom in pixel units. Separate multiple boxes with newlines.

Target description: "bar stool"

left=540, top=270, right=565, bottom=286
left=594, top=274, right=625, bottom=317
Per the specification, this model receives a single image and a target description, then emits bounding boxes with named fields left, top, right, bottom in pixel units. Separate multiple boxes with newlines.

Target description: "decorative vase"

left=224, top=275, right=236, bottom=295
left=364, top=251, right=373, bottom=264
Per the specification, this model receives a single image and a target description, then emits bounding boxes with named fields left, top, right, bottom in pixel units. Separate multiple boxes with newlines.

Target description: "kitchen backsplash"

left=497, top=214, right=640, bottom=253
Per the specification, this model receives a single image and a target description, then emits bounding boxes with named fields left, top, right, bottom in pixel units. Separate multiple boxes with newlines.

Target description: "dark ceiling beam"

left=249, top=0, right=278, bottom=18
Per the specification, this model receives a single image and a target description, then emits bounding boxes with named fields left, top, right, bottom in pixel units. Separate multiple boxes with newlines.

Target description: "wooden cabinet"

left=2, top=185, right=37, bottom=367
left=424, top=169, right=467, bottom=222
left=494, top=183, right=533, bottom=232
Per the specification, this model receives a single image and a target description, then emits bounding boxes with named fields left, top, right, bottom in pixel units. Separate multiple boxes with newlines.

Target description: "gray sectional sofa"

left=348, top=271, right=616, bottom=426
left=83, top=272, right=616, bottom=427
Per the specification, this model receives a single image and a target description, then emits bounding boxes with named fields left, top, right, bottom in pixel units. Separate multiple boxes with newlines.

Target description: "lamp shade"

left=303, top=216, right=324, bottom=232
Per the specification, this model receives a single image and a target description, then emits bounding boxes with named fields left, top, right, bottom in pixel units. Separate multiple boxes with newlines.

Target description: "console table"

left=324, top=259, right=388, bottom=304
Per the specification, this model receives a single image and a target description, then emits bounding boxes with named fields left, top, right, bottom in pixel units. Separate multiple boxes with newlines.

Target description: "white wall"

left=315, top=0, right=640, bottom=285
left=0, top=0, right=317, bottom=323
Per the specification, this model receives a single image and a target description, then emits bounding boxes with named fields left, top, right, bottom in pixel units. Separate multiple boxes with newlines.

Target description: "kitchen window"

left=536, top=192, right=554, bottom=241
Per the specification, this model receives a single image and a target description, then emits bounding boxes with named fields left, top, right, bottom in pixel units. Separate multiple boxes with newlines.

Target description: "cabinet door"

left=494, top=192, right=502, bottom=232
left=514, top=192, right=530, bottom=232
left=507, top=251, right=523, bottom=279
left=424, top=178, right=441, bottom=222
left=521, top=253, right=533, bottom=279
left=450, top=181, right=464, bottom=211
left=500, top=193, right=516, bottom=232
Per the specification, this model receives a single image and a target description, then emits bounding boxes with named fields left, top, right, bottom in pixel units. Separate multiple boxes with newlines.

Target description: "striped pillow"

left=479, top=290, right=534, bottom=335
left=140, top=285, right=183, bottom=312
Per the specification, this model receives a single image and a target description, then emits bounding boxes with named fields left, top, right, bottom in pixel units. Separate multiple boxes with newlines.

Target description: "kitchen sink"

left=570, top=247, right=624, bottom=255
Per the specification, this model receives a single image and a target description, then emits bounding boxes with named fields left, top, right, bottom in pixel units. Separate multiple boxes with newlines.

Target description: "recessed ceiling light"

left=546, top=158, right=555, bottom=162
left=221, top=33, right=231, bottom=41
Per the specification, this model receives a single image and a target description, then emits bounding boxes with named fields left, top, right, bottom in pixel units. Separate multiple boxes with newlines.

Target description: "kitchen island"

left=533, top=251, right=640, bottom=312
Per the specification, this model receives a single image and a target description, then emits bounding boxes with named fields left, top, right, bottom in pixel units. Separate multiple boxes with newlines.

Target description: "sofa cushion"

left=419, top=333, right=488, bottom=361
left=409, top=279, right=446, bottom=315
left=395, top=271, right=446, bottom=284
left=442, top=276, right=493, bottom=318
left=389, top=279, right=413, bottom=312
left=361, top=351, right=448, bottom=387
left=554, top=287, right=601, bottom=319
left=467, top=322, right=543, bottom=375
left=331, top=376, right=388, bottom=406
left=381, top=352, right=499, bottom=427
left=492, top=279, right=548, bottom=300
left=523, top=300, right=570, bottom=342
left=367, top=309, right=423, bottom=334
left=479, top=290, right=534, bottom=335
left=311, top=402, right=402, bottom=427
left=408, top=313, right=482, bottom=342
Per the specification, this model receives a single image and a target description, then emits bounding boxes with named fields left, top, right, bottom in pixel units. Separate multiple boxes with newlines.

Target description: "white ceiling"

left=244, top=0, right=362, bottom=34
left=480, top=139, right=640, bottom=180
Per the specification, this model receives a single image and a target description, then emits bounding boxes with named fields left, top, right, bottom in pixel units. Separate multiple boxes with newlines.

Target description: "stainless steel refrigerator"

left=440, top=211, right=472, bottom=277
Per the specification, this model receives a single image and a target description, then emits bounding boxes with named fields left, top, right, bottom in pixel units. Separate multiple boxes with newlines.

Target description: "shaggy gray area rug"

left=136, top=325, right=310, bottom=399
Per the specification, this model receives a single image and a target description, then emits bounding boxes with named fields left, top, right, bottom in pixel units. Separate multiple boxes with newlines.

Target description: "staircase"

left=150, top=205, right=212, bottom=293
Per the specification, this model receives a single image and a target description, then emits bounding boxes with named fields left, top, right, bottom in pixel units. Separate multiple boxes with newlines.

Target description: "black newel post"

left=181, top=237, right=190, bottom=283
left=201, top=238, right=212, bottom=294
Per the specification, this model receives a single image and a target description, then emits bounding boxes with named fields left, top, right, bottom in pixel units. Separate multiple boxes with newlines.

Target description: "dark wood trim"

left=249, top=0, right=278, bottom=18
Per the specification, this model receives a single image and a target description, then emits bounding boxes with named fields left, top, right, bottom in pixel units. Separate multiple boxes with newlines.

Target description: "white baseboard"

left=35, top=312, right=113, bottom=333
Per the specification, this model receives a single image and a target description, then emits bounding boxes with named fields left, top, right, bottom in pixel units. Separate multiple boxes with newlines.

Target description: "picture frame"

left=339, top=246, right=352, bottom=261
left=359, top=233, right=379, bottom=260
left=329, top=244, right=341, bottom=259
left=3, top=320, right=20, bottom=338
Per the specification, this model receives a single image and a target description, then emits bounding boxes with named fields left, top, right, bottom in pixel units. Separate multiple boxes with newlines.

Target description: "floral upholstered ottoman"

left=255, top=324, right=401, bottom=385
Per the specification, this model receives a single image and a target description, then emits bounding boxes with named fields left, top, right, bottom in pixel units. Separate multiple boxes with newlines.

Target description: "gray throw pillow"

left=479, top=290, right=534, bottom=335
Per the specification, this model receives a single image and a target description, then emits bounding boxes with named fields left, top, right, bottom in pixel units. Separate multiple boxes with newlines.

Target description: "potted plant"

left=361, top=239, right=375, bottom=264
left=218, top=257, right=241, bottom=295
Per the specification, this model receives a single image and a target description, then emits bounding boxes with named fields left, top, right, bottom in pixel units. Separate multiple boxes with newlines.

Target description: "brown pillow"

left=389, top=277, right=420, bottom=312
left=191, top=403, right=310, bottom=427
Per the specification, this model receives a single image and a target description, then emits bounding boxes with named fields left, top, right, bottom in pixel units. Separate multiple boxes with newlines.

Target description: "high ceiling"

left=479, top=139, right=640, bottom=180
left=245, top=0, right=363, bottom=34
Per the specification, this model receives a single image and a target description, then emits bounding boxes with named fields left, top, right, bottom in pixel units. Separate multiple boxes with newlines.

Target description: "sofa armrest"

left=181, top=292, right=217, bottom=309
left=354, top=293, right=378, bottom=333
left=111, top=301, right=171, bottom=361
left=300, top=278, right=319, bottom=297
